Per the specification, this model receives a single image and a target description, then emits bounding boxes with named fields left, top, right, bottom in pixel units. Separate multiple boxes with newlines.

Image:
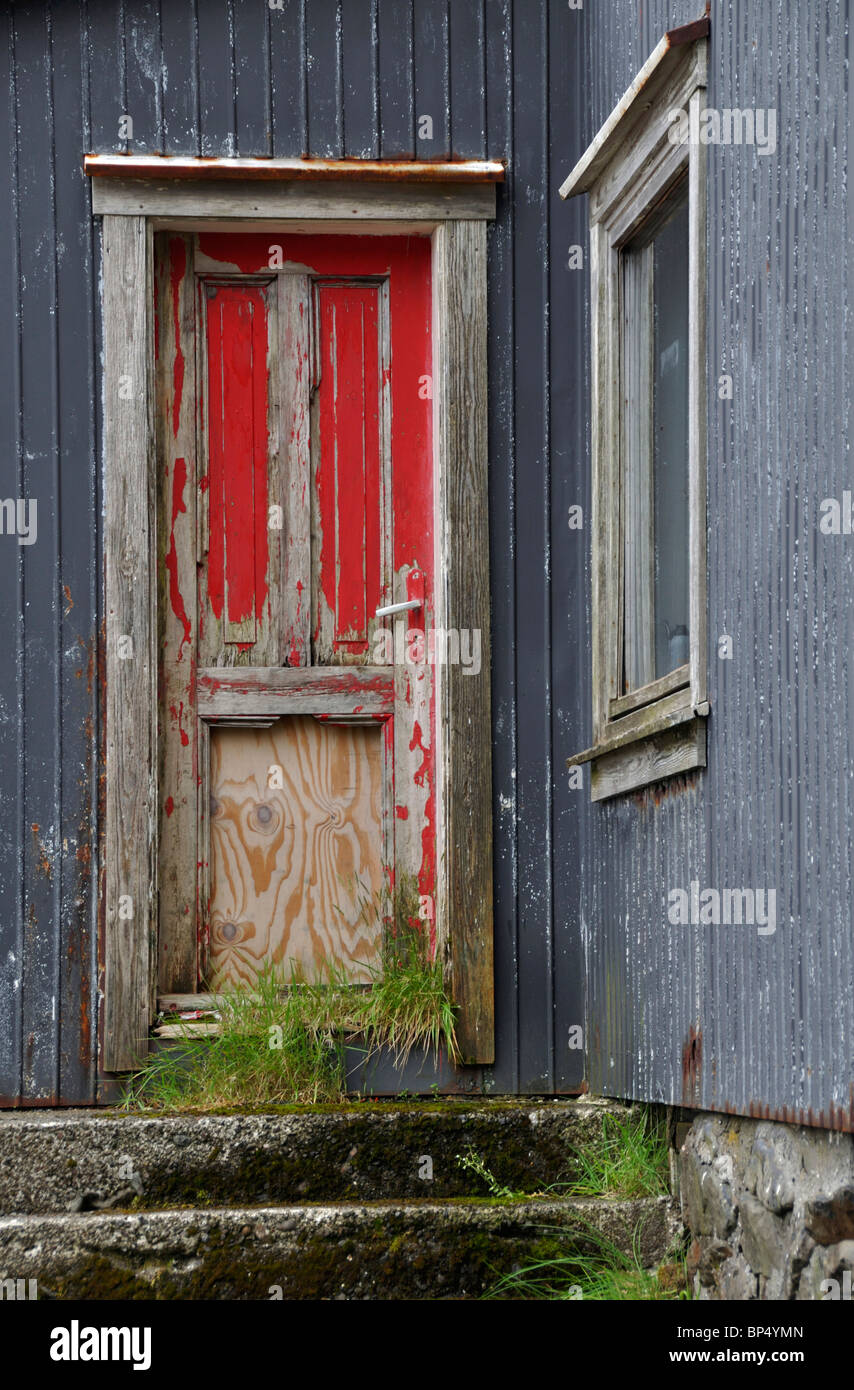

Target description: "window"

left=560, top=23, right=709, bottom=800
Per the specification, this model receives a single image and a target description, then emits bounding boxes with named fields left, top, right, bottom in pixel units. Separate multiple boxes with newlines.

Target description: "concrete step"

left=0, top=1195, right=681, bottom=1300
left=0, top=1098, right=631, bottom=1214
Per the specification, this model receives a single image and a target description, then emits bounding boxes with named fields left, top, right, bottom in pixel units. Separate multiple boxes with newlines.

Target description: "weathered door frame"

left=93, top=162, right=499, bottom=1071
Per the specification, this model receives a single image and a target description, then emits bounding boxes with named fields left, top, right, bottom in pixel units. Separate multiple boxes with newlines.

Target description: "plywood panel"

left=209, top=717, right=386, bottom=988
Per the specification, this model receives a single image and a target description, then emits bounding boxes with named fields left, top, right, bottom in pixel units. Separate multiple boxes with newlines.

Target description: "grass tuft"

left=124, top=880, right=457, bottom=1112
left=565, top=1107, right=670, bottom=1199
left=483, top=1219, right=691, bottom=1302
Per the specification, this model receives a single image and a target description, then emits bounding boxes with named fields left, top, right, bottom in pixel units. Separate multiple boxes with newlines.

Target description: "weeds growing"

left=565, top=1107, right=671, bottom=1199
left=483, top=1225, right=690, bottom=1301
left=457, top=1108, right=685, bottom=1302
left=124, top=878, right=457, bottom=1111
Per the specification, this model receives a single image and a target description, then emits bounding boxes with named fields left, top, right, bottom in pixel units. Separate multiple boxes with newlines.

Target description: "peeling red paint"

left=409, top=721, right=428, bottom=787
left=162, top=233, right=437, bottom=986
left=205, top=282, right=270, bottom=630
left=165, top=796, right=175, bottom=818
left=169, top=701, right=190, bottom=748
left=314, top=281, right=383, bottom=655
left=165, top=455, right=191, bottom=660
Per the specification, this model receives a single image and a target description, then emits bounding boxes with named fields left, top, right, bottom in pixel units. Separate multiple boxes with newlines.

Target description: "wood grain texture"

left=91, top=178, right=497, bottom=222
left=208, top=718, right=386, bottom=988
left=103, top=215, right=155, bottom=1071
left=433, top=220, right=494, bottom=1063
left=280, top=274, right=312, bottom=665
left=155, top=233, right=199, bottom=993
left=591, top=719, right=706, bottom=801
left=198, top=665, right=395, bottom=716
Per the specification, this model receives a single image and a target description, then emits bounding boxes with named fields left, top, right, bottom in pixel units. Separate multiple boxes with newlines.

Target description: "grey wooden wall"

left=2, top=0, right=850, bottom=1124
left=580, top=0, right=854, bottom=1128
left=0, top=0, right=587, bottom=1102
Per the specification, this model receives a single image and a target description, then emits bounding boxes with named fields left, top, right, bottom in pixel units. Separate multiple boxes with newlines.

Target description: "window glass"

left=652, top=198, right=690, bottom=678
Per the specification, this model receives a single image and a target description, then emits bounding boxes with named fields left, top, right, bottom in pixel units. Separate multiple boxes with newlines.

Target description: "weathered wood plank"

left=86, top=154, right=505, bottom=182
left=279, top=274, right=312, bottom=665
left=433, top=220, right=494, bottom=1064
left=197, top=665, right=395, bottom=716
left=103, top=215, right=155, bottom=1071
left=92, top=178, right=497, bottom=222
left=591, top=719, right=706, bottom=802
left=688, top=87, right=708, bottom=712
left=154, top=233, right=199, bottom=994
left=568, top=688, right=696, bottom=765
left=609, top=662, right=689, bottom=719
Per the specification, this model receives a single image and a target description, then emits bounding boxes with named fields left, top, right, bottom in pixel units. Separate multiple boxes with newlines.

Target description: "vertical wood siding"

left=1, top=0, right=847, bottom=1116
left=581, top=0, right=853, bottom=1127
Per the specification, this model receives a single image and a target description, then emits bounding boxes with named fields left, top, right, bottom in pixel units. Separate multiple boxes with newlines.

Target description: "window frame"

left=561, top=28, right=709, bottom=801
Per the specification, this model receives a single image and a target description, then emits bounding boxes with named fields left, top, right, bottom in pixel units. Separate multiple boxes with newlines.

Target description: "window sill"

left=568, top=697, right=708, bottom=801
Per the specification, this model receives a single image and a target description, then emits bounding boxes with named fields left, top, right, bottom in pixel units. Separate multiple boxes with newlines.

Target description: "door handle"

left=374, top=598, right=421, bottom=618
left=374, top=568, right=425, bottom=620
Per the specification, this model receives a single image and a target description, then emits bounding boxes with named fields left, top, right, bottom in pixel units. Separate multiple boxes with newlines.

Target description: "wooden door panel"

left=197, top=276, right=284, bottom=667
left=311, top=280, right=391, bottom=664
left=157, top=233, right=436, bottom=995
left=208, top=719, right=386, bottom=988
left=205, top=282, right=269, bottom=647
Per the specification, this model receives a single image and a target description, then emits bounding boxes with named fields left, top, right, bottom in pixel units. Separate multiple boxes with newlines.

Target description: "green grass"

left=565, top=1107, right=670, bottom=1199
left=123, top=887, right=458, bottom=1111
left=455, top=1106, right=670, bottom=1204
left=456, top=1107, right=685, bottom=1301
left=484, top=1230, right=691, bottom=1301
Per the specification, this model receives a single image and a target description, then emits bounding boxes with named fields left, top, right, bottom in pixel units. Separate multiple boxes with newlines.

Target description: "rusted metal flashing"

left=84, top=154, right=506, bottom=184
left=559, top=15, right=709, bottom=200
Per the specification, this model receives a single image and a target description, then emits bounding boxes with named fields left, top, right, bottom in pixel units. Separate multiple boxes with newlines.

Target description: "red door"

left=155, top=232, right=436, bottom=994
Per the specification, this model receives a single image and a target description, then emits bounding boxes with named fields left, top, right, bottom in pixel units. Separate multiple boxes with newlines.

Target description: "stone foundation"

left=677, top=1113, right=854, bottom=1300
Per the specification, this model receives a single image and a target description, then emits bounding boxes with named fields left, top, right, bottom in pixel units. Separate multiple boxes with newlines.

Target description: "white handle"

left=374, top=598, right=421, bottom=618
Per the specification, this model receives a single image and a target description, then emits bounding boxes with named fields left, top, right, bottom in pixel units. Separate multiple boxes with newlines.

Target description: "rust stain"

left=75, top=634, right=95, bottom=695
left=691, top=1096, right=854, bottom=1135
left=681, top=1024, right=702, bottom=1107
left=63, top=584, right=74, bottom=615
left=84, top=153, right=507, bottom=183
left=31, top=824, right=53, bottom=882
left=631, top=768, right=699, bottom=810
